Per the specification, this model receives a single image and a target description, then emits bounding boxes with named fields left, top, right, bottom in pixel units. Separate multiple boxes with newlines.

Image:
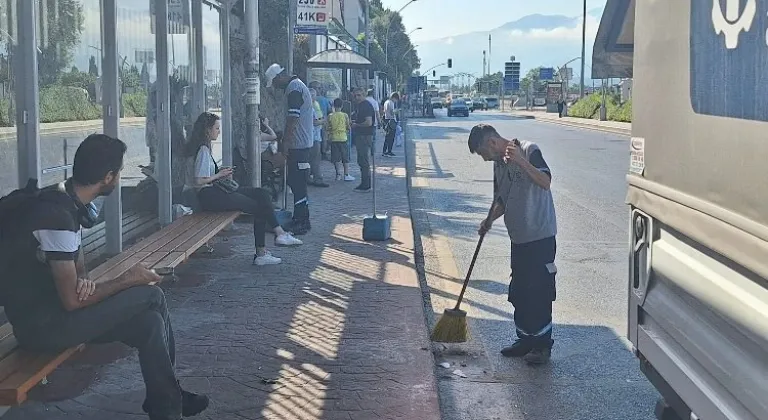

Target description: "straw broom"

left=430, top=232, right=486, bottom=343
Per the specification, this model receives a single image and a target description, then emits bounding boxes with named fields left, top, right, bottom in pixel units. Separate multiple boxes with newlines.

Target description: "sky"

left=380, top=0, right=607, bottom=43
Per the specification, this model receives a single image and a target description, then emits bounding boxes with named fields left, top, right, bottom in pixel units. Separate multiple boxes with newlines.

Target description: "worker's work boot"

left=500, top=339, right=533, bottom=358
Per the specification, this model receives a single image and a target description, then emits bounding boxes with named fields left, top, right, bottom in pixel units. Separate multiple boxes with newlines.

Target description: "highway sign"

left=539, top=67, right=555, bottom=80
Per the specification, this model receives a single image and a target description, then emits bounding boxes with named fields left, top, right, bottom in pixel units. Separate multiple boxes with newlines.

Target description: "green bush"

left=39, top=85, right=101, bottom=123
left=568, top=94, right=603, bottom=119
left=608, top=99, right=632, bottom=122
left=568, top=94, right=632, bottom=122
left=0, top=98, right=13, bottom=127
left=122, top=91, right=148, bottom=117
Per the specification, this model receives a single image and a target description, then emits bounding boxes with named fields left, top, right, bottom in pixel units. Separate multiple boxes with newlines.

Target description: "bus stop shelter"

left=5, top=0, right=236, bottom=257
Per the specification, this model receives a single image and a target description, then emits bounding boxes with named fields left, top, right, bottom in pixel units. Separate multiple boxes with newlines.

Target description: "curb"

left=513, top=113, right=631, bottom=136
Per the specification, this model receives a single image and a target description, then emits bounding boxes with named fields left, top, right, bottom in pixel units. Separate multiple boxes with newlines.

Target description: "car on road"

left=430, top=97, right=443, bottom=109
left=447, top=98, right=469, bottom=117
left=485, top=97, right=499, bottom=109
left=472, top=97, right=487, bottom=111
left=464, top=98, right=474, bottom=112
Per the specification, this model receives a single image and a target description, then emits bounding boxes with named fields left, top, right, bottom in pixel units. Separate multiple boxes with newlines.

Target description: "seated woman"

left=185, top=112, right=302, bottom=266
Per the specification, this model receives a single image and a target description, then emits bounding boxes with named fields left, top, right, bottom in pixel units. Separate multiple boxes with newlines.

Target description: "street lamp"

left=580, top=0, right=587, bottom=98
left=385, top=0, right=418, bottom=66
left=406, top=27, right=423, bottom=37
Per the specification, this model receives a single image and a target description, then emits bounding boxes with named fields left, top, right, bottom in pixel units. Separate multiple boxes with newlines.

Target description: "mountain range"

left=416, top=6, right=606, bottom=83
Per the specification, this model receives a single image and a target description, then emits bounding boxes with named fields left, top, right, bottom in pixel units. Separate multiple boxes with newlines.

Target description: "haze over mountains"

left=417, top=6, right=605, bottom=82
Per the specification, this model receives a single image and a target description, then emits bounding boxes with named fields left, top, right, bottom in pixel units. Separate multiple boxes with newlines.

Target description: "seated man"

left=1, top=134, right=209, bottom=420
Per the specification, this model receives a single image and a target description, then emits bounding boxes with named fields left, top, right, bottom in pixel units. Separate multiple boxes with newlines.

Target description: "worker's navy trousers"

left=508, top=236, right=557, bottom=347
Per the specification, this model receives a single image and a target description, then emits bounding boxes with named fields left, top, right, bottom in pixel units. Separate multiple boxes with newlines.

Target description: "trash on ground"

left=439, top=362, right=451, bottom=369
left=452, top=369, right=467, bottom=378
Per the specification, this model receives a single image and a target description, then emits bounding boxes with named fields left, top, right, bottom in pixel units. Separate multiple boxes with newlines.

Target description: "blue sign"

left=690, top=0, right=768, bottom=122
left=539, top=67, right=555, bottom=80
left=504, top=75, right=519, bottom=91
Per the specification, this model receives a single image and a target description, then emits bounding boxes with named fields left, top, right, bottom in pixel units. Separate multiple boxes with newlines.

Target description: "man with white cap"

left=264, top=63, right=313, bottom=235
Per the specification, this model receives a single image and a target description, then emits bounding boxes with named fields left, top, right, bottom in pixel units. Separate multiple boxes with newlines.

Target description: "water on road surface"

left=407, top=110, right=659, bottom=420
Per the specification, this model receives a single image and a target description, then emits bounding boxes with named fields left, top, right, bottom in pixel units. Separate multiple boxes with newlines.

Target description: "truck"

left=594, top=1, right=768, bottom=419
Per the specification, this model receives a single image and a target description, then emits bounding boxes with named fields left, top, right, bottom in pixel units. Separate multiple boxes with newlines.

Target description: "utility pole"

left=245, top=0, right=261, bottom=187
left=580, top=0, right=586, bottom=98
left=287, top=0, right=295, bottom=75
left=365, top=0, right=371, bottom=58
left=488, top=34, right=492, bottom=75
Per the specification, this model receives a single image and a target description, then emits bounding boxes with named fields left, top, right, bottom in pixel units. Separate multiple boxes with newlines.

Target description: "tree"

left=521, top=67, right=544, bottom=93
left=37, top=0, right=85, bottom=87
left=364, top=5, right=420, bottom=91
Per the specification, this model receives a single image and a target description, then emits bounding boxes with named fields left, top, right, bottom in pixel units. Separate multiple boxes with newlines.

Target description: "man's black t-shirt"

left=3, top=187, right=81, bottom=327
left=354, top=100, right=375, bottom=136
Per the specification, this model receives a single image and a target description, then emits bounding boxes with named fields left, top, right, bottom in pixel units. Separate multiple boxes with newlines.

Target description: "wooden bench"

left=0, top=211, right=241, bottom=406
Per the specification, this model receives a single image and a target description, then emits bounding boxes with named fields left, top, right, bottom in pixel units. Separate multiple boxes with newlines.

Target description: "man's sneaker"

left=312, top=181, right=330, bottom=188
left=524, top=347, right=552, bottom=365
left=143, top=389, right=210, bottom=417
left=382, top=153, right=389, bottom=158
left=354, top=185, right=371, bottom=193
left=275, top=233, right=303, bottom=247
left=500, top=339, right=534, bottom=358
left=335, top=174, right=342, bottom=181
left=253, top=252, right=282, bottom=265
left=387, top=152, right=396, bottom=157
left=344, top=174, right=355, bottom=182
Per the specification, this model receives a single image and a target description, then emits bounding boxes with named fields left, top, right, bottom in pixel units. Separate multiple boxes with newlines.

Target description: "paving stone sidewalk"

left=5, top=138, right=441, bottom=420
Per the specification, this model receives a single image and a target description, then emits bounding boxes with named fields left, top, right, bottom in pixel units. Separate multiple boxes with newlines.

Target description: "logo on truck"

left=711, top=0, right=757, bottom=48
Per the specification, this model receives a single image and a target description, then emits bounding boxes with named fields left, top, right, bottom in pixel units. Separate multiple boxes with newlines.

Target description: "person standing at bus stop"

left=468, top=123, right=558, bottom=365
left=264, top=63, right=313, bottom=235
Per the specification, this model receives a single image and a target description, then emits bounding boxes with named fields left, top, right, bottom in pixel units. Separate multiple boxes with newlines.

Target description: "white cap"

left=264, top=63, right=285, bottom=88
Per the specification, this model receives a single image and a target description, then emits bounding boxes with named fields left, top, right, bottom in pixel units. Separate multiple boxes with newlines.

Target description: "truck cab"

left=595, top=1, right=768, bottom=419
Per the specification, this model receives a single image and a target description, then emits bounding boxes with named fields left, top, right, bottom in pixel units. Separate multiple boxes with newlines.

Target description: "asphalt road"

left=407, top=109, right=660, bottom=420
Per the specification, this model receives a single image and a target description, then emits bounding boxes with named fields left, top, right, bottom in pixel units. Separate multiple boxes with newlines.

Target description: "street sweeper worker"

left=468, top=123, right=558, bottom=365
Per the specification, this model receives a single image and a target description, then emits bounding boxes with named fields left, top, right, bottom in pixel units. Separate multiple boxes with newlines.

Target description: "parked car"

left=430, top=97, right=443, bottom=109
left=472, top=98, right=487, bottom=110
left=485, top=97, right=499, bottom=109
left=447, top=98, right=470, bottom=117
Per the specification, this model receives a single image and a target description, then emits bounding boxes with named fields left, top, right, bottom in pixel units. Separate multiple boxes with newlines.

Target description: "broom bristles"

left=430, top=308, right=469, bottom=343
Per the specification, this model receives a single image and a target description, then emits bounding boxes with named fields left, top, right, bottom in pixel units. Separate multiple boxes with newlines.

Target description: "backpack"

left=0, top=179, right=43, bottom=305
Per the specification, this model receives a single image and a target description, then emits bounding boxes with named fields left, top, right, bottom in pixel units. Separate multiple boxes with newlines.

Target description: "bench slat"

left=0, top=323, right=12, bottom=341
left=0, top=345, right=83, bottom=405
left=0, top=334, right=17, bottom=361
left=92, top=251, right=150, bottom=284
left=158, top=212, right=236, bottom=255
left=144, top=212, right=239, bottom=270
left=152, top=252, right=186, bottom=270
left=171, top=212, right=240, bottom=260
left=88, top=215, right=202, bottom=279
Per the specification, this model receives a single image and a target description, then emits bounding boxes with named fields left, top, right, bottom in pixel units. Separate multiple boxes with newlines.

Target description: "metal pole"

left=365, top=0, right=370, bottom=57
left=193, top=0, right=205, bottom=114
left=16, top=0, right=40, bottom=188
left=488, top=34, right=491, bottom=74
left=580, top=0, right=586, bottom=99
left=103, top=0, right=122, bottom=254
left=245, top=0, right=261, bottom=187
left=221, top=0, right=233, bottom=167
left=287, top=0, right=294, bottom=75
left=156, top=0, right=172, bottom=226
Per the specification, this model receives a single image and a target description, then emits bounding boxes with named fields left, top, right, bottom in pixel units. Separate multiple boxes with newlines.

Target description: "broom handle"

left=454, top=232, right=485, bottom=309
